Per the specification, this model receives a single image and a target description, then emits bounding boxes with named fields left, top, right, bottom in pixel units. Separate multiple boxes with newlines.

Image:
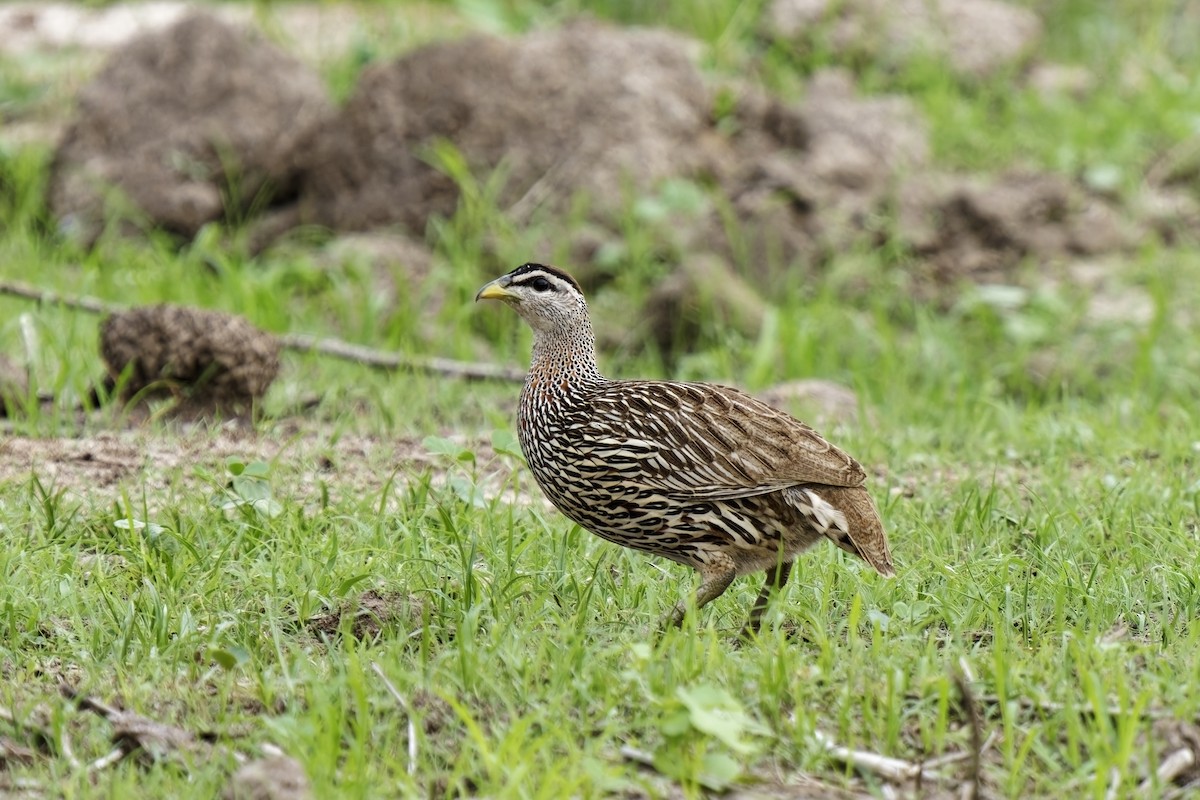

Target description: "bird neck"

left=527, top=321, right=605, bottom=392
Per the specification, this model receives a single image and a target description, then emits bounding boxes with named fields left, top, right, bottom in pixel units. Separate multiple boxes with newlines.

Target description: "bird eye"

left=531, top=277, right=552, bottom=292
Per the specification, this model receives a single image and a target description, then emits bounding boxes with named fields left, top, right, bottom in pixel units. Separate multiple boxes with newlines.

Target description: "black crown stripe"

left=509, top=263, right=582, bottom=294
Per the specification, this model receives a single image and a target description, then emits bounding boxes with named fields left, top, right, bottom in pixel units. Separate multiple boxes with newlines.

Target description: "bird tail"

left=814, top=486, right=895, bottom=577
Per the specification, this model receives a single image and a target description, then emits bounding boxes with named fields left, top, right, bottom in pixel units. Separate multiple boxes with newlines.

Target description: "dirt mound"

left=898, top=170, right=1136, bottom=294
left=38, top=11, right=1167, bottom=335
left=687, top=69, right=928, bottom=281
left=766, top=0, right=1042, bottom=80
left=47, top=13, right=332, bottom=244
left=1138, top=184, right=1200, bottom=245
left=100, top=305, right=280, bottom=418
left=297, top=19, right=710, bottom=234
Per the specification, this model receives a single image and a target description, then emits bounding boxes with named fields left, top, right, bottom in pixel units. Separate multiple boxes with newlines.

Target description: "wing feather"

left=581, top=380, right=866, bottom=499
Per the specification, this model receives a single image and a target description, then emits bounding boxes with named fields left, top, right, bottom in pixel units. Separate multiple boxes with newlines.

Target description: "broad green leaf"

left=676, top=684, right=764, bottom=754
left=242, top=461, right=271, bottom=478
left=699, top=751, right=742, bottom=791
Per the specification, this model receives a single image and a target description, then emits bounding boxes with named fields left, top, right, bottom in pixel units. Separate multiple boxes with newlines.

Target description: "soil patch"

left=765, top=0, right=1043, bottom=80
left=302, top=590, right=424, bottom=642
left=0, top=426, right=523, bottom=515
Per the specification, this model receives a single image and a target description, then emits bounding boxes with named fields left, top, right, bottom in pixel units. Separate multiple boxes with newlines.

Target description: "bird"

left=476, top=263, right=894, bottom=635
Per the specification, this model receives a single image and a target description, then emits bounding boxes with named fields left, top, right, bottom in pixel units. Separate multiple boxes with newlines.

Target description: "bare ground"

left=0, top=422, right=533, bottom=513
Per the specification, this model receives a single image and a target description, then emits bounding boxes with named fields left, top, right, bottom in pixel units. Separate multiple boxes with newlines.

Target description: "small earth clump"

left=223, top=755, right=313, bottom=800
left=898, top=169, right=1136, bottom=297
left=99, top=305, right=280, bottom=418
left=302, top=590, right=423, bottom=642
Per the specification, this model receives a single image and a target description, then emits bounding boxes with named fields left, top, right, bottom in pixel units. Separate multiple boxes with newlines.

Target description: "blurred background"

left=0, top=0, right=1197, bottom=432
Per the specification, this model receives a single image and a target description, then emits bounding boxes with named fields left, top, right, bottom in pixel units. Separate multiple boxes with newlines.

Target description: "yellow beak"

left=475, top=277, right=517, bottom=302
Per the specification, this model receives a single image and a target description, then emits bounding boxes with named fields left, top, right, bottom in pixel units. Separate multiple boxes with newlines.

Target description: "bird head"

left=475, top=263, right=590, bottom=335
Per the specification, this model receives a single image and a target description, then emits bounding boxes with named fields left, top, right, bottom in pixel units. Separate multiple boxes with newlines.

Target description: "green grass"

left=3, top=1, right=1200, bottom=797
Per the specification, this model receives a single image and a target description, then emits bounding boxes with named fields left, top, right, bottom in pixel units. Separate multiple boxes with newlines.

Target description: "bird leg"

left=663, top=567, right=736, bottom=630
left=740, top=559, right=794, bottom=638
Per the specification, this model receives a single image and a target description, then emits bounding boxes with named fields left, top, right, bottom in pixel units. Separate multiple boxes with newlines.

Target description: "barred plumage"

left=477, top=263, right=894, bottom=634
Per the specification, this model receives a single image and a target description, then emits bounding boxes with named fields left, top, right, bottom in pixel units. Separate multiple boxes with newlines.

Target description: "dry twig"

left=0, top=279, right=525, bottom=383
left=370, top=662, right=418, bottom=777
left=813, top=729, right=939, bottom=783
left=618, top=744, right=655, bottom=769
left=979, top=693, right=1173, bottom=722
left=953, top=661, right=985, bottom=800
left=0, top=703, right=58, bottom=766
left=61, top=684, right=199, bottom=769
left=88, top=747, right=128, bottom=772
left=0, top=775, right=45, bottom=793
left=1141, top=748, right=1198, bottom=794
left=923, top=730, right=999, bottom=772
left=0, top=735, right=39, bottom=767
left=0, top=280, right=117, bottom=314
left=279, top=333, right=524, bottom=382
left=1165, top=776, right=1200, bottom=800
left=1104, top=766, right=1123, bottom=800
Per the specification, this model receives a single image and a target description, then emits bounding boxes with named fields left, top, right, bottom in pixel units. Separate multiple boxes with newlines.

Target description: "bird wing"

left=581, top=380, right=867, bottom=500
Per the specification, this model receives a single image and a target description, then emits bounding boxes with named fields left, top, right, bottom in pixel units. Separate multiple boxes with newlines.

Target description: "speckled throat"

left=515, top=297, right=612, bottom=527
